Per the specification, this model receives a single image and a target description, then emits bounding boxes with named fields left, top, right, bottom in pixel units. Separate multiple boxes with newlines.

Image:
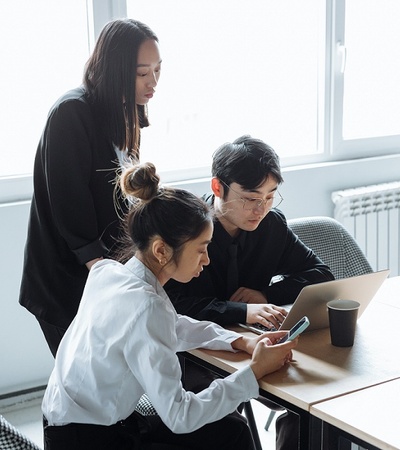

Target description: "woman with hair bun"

left=42, top=162, right=298, bottom=450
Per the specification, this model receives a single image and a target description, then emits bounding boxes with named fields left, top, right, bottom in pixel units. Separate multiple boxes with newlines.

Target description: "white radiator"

left=332, top=181, right=400, bottom=277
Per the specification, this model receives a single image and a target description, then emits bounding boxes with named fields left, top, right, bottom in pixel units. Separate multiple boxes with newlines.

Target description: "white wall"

left=0, top=201, right=53, bottom=396
left=278, top=154, right=400, bottom=220
left=1, top=153, right=399, bottom=395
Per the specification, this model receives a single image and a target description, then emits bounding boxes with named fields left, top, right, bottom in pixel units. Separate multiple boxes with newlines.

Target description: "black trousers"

left=44, top=411, right=255, bottom=450
left=43, top=413, right=145, bottom=450
left=146, top=412, right=255, bottom=450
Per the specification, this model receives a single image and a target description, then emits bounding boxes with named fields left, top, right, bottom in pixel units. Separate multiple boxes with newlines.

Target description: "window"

left=127, top=0, right=400, bottom=181
left=342, top=0, right=400, bottom=140
left=332, top=0, right=400, bottom=158
left=1, top=0, right=399, bottom=182
left=128, top=0, right=326, bottom=180
left=0, top=0, right=90, bottom=177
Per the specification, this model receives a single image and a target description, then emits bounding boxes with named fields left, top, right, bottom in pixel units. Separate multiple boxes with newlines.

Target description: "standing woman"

left=42, top=162, right=298, bottom=450
left=19, top=19, right=162, bottom=357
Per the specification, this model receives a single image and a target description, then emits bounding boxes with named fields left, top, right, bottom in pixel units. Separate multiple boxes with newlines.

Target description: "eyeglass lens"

left=242, top=194, right=282, bottom=210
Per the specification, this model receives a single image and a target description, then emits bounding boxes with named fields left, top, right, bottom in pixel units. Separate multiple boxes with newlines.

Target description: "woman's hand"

left=232, top=331, right=288, bottom=354
left=232, top=331, right=297, bottom=379
left=249, top=336, right=297, bottom=379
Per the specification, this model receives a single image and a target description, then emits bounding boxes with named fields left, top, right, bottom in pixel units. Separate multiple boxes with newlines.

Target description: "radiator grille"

left=332, top=181, right=400, bottom=277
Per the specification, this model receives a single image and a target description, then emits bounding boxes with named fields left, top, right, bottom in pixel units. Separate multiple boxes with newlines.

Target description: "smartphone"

left=277, top=316, right=310, bottom=343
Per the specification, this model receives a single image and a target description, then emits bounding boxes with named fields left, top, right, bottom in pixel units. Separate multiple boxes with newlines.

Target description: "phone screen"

left=278, top=316, right=310, bottom=343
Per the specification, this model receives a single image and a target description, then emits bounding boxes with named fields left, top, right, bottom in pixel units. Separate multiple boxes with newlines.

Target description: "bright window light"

left=0, top=0, right=90, bottom=177
left=127, top=0, right=324, bottom=180
left=343, top=0, right=400, bottom=139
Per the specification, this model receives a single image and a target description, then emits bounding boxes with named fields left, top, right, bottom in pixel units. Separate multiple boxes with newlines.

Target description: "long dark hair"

left=118, top=162, right=213, bottom=263
left=83, top=19, right=158, bottom=158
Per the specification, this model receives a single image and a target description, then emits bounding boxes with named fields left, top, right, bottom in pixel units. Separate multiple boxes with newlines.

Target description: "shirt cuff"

left=72, top=239, right=108, bottom=265
left=234, top=365, right=260, bottom=401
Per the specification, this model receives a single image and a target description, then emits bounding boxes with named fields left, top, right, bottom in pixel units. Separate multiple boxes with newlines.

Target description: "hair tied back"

left=120, top=162, right=160, bottom=202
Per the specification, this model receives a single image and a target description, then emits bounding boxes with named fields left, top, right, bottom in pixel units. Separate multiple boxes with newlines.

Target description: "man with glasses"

left=167, top=135, right=333, bottom=329
left=165, top=135, right=334, bottom=450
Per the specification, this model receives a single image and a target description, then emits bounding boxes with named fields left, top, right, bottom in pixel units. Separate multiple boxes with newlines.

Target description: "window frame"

left=330, top=0, right=400, bottom=160
left=1, top=0, right=399, bottom=202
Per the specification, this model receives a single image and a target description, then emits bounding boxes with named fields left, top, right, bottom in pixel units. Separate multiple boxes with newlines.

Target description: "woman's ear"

left=152, top=238, right=172, bottom=266
left=211, top=177, right=224, bottom=198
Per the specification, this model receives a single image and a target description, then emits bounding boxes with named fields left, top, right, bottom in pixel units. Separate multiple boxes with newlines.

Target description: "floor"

left=0, top=392, right=282, bottom=449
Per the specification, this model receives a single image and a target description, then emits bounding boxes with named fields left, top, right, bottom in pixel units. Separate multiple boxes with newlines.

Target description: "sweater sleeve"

left=166, top=278, right=248, bottom=326
left=41, top=96, right=108, bottom=264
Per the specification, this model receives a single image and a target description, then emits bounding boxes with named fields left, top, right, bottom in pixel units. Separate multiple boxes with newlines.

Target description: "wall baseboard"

left=0, top=385, right=46, bottom=413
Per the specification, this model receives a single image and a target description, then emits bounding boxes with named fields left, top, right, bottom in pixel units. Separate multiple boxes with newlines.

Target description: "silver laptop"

left=239, top=269, right=390, bottom=334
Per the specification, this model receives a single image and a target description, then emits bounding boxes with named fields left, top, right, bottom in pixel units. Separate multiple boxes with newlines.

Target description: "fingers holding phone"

left=250, top=336, right=298, bottom=379
left=277, top=316, right=310, bottom=344
left=249, top=316, right=310, bottom=378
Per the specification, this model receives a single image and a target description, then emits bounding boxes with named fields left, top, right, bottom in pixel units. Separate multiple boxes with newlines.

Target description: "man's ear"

left=211, top=177, right=224, bottom=198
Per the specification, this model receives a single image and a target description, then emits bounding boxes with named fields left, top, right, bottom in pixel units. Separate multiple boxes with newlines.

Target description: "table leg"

left=243, top=401, right=263, bottom=450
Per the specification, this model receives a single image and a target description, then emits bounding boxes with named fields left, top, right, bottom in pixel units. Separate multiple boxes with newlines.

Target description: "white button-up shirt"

left=42, top=257, right=259, bottom=433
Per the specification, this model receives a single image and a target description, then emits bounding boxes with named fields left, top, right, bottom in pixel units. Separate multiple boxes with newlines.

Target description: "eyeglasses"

left=220, top=179, right=283, bottom=211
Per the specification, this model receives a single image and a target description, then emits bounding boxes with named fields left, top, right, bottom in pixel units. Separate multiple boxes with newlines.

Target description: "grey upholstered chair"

left=135, top=395, right=189, bottom=449
left=0, top=414, right=41, bottom=450
left=135, top=393, right=158, bottom=416
left=288, top=216, right=373, bottom=279
left=248, top=215, right=373, bottom=444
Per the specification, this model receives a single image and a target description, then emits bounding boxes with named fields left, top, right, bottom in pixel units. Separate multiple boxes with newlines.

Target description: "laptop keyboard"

left=238, top=322, right=277, bottom=335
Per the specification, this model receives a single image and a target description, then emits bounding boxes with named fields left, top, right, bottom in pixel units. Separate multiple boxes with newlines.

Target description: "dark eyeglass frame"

left=219, top=179, right=283, bottom=211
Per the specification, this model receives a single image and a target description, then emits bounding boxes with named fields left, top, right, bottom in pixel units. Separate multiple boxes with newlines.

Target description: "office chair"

left=0, top=414, right=41, bottom=450
left=243, top=216, right=373, bottom=449
left=135, top=393, right=158, bottom=416
left=288, top=216, right=373, bottom=280
left=135, top=394, right=191, bottom=449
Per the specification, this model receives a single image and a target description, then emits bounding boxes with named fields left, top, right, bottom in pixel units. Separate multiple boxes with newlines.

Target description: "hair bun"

left=120, top=162, right=160, bottom=201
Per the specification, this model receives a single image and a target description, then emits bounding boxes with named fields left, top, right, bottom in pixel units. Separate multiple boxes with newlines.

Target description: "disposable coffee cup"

left=327, top=299, right=360, bottom=347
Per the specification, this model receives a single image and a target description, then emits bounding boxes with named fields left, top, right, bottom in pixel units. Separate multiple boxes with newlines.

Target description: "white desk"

left=311, top=378, right=400, bottom=450
left=373, top=275, right=400, bottom=309
left=186, top=276, right=400, bottom=449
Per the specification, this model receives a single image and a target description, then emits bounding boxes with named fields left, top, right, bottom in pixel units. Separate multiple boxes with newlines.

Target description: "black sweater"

left=19, top=87, right=128, bottom=329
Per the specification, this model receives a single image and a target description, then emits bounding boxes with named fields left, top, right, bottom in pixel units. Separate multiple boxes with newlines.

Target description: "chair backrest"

left=134, top=393, right=157, bottom=416
left=0, top=415, right=40, bottom=450
left=287, top=216, right=373, bottom=279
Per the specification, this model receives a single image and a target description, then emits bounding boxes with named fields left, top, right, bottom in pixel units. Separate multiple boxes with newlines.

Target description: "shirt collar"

left=124, top=256, right=166, bottom=297
left=213, top=215, right=246, bottom=252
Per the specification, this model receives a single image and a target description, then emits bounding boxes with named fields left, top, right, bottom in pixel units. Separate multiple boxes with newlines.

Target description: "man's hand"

left=246, top=304, right=288, bottom=330
left=230, top=287, right=267, bottom=304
